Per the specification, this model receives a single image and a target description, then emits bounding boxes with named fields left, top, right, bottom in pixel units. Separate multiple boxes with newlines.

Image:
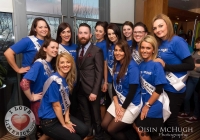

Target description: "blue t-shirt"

left=127, top=40, right=133, bottom=47
left=158, top=36, right=191, bottom=93
left=23, top=60, right=53, bottom=97
left=38, top=72, right=69, bottom=119
left=95, top=40, right=107, bottom=61
left=60, top=43, right=78, bottom=62
left=139, top=60, right=167, bottom=118
left=107, top=44, right=115, bottom=83
left=113, top=60, right=141, bottom=106
left=10, top=36, right=44, bottom=67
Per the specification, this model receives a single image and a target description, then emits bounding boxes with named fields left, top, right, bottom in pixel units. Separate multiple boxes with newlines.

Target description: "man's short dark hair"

left=79, top=23, right=91, bottom=33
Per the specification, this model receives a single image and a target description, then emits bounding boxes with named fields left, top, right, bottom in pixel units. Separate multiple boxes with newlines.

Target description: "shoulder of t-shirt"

left=71, top=43, right=78, bottom=48
left=31, top=61, right=43, bottom=69
left=128, top=60, right=139, bottom=71
left=171, top=35, right=187, bottom=44
left=153, top=61, right=163, bottom=68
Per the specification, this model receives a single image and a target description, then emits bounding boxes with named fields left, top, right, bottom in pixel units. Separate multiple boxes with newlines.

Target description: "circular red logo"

left=5, top=105, right=36, bottom=138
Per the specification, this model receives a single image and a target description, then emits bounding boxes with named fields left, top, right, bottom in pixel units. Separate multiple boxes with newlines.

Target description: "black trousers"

left=77, top=84, right=104, bottom=140
left=40, top=116, right=88, bottom=140
left=163, top=90, right=185, bottom=140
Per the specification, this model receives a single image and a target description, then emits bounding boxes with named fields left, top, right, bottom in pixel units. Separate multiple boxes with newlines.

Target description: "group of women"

left=4, top=13, right=195, bottom=140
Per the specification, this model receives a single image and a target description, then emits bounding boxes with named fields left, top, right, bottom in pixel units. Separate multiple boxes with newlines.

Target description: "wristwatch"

left=145, top=102, right=151, bottom=107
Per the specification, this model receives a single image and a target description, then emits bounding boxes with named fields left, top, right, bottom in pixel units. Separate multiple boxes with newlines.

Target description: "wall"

left=134, top=0, right=144, bottom=23
left=0, top=0, right=13, bottom=12
left=110, top=0, right=135, bottom=24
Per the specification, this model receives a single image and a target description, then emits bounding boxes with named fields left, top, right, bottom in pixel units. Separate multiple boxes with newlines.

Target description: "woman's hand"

left=101, top=83, right=108, bottom=92
left=140, top=105, right=149, bottom=120
left=32, top=92, right=43, bottom=101
left=115, top=103, right=121, bottom=117
left=115, top=107, right=125, bottom=122
left=154, top=58, right=165, bottom=67
left=63, top=122, right=76, bottom=133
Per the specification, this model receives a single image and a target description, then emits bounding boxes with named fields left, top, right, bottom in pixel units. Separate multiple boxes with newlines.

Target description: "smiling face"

left=153, top=19, right=168, bottom=40
left=123, top=25, right=133, bottom=41
left=43, top=41, right=58, bottom=59
left=108, top=29, right=118, bottom=44
left=140, top=41, right=154, bottom=61
left=35, top=20, right=49, bottom=39
left=78, top=26, right=92, bottom=45
left=114, top=45, right=125, bottom=63
left=60, top=27, right=71, bottom=45
left=95, top=25, right=105, bottom=42
left=58, top=56, right=72, bottom=77
left=133, top=26, right=147, bottom=43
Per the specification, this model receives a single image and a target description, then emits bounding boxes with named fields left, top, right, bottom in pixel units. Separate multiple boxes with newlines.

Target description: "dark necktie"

left=79, top=46, right=84, bottom=62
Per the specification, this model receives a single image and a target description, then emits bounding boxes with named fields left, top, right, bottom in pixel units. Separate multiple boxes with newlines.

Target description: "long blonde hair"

left=56, top=53, right=77, bottom=93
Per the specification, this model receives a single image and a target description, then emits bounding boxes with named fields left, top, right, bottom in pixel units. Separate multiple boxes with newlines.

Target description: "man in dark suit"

left=76, top=23, right=104, bottom=140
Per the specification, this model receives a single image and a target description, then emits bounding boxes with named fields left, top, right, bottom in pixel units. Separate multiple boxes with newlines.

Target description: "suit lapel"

left=80, top=44, right=93, bottom=67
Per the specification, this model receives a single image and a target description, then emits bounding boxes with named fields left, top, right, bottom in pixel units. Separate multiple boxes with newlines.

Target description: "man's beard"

left=78, top=37, right=90, bottom=46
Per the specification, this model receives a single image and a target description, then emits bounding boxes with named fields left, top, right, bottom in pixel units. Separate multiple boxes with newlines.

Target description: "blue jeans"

left=184, top=76, right=200, bottom=117
left=40, top=116, right=88, bottom=140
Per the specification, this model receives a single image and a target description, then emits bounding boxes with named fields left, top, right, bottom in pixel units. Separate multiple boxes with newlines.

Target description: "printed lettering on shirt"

left=158, top=48, right=168, bottom=58
left=141, top=71, right=152, bottom=75
left=108, top=50, right=114, bottom=65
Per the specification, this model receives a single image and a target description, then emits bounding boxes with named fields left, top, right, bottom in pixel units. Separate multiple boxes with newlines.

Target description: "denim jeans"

left=184, top=76, right=200, bottom=117
left=40, top=116, right=88, bottom=140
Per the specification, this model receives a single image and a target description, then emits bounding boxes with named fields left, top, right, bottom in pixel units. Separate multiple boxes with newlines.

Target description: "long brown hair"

left=122, top=21, right=134, bottom=40
left=56, top=22, right=73, bottom=46
left=29, top=17, right=51, bottom=39
left=113, top=39, right=131, bottom=84
left=34, top=38, right=58, bottom=70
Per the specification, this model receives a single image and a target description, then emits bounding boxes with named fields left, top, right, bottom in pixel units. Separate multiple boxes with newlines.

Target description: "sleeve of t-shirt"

left=154, top=62, right=167, bottom=85
left=10, top=37, right=31, bottom=54
left=102, top=46, right=107, bottom=61
left=172, top=36, right=191, bottom=60
left=129, top=61, right=140, bottom=84
left=23, top=62, right=42, bottom=82
left=48, top=81, right=60, bottom=103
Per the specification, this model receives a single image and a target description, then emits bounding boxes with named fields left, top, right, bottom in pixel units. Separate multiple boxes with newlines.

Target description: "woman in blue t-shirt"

left=152, top=14, right=195, bottom=140
left=4, top=18, right=51, bottom=127
left=4, top=17, right=51, bottom=74
left=106, top=23, right=122, bottom=100
left=131, top=22, right=148, bottom=65
left=122, top=21, right=134, bottom=47
left=56, top=22, right=78, bottom=61
left=20, top=39, right=58, bottom=140
left=38, top=53, right=88, bottom=140
left=94, top=21, right=108, bottom=119
left=102, top=40, right=142, bottom=140
left=133, top=35, right=168, bottom=140
left=56, top=22, right=79, bottom=116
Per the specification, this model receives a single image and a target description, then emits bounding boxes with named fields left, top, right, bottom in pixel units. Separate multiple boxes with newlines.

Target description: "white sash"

left=35, top=58, right=53, bottom=77
left=42, top=75, right=70, bottom=114
left=131, top=50, right=143, bottom=65
left=58, top=44, right=70, bottom=55
left=166, top=72, right=189, bottom=91
left=140, top=77, right=171, bottom=122
left=113, top=85, right=142, bottom=115
left=28, top=36, right=41, bottom=51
